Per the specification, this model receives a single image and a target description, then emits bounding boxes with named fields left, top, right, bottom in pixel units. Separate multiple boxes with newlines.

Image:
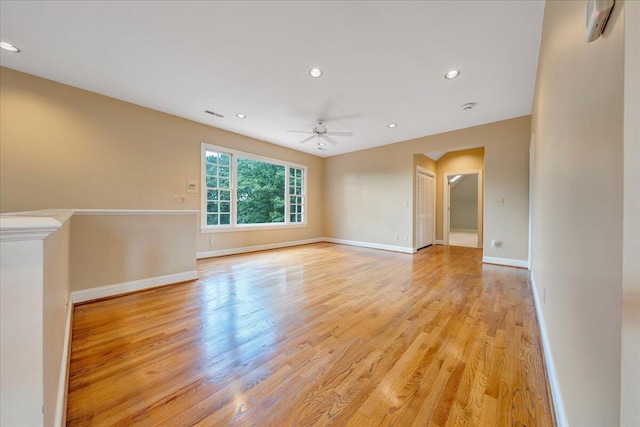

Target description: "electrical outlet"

left=492, top=198, right=504, bottom=205
left=172, top=195, right=186, bottom=203
left=404, top=236, right=409, bottom=241
left=209, top=238, right=214, bottom=245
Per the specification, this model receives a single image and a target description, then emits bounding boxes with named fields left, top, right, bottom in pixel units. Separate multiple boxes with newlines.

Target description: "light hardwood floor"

left=67, top=243, right=554, bottom=426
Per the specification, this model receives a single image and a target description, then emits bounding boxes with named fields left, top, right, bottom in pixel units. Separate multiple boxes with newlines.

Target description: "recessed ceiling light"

left=309, top=68, right=322, bottom=78
left=387, top=123, right=397, bottom=128
left=445, top=70, right=460, bottom=79
left=236, top=113, right=246, bottom=119
left=461, top=102, right=476, bottom=110
left=0, top=42, right=20, bottom=53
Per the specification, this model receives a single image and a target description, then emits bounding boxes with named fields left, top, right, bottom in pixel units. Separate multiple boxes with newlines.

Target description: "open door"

left=444, top=170, right=483, bottom=248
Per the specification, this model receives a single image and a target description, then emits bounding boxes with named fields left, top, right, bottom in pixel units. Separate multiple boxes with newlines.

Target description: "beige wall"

left=70, top=214, right=196, bottom=291
left=0, top=68, right=324, bottom=254
left=413, top=154, right=436, bottom=174
left=326, top=118, right=527, bottom=260
left=531, top=1, right=625, bottom=425
left=43, top=219, right=70, bottom=426
left=622, top=1, right=640, bottom=425
left=434, top=148, right=484, bottom=242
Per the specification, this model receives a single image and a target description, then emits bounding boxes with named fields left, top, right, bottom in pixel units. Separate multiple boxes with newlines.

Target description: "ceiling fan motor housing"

left=314, top=123, right=327, bottom=134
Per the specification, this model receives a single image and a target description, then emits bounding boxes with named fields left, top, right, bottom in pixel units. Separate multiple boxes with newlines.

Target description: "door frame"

left=415, top=166, right=436, bottom=250
left=443, top=169, right=483, bottom=248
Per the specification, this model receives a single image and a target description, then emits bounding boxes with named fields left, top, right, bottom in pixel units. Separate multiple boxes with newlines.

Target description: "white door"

left=416, top=171, right=435, bottom=249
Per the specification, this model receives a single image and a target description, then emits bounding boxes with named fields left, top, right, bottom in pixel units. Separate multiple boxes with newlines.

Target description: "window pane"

left=207, top=214, right=218, bottom=225
left=219, top=177, right=230, bottom=188
left=219, top=166, right=230, bottom=177
left=296, top=169, right=302, bottom=178
left=207, top=189, right=218, bottom=200
left=220, top=202, right=230, bottom=213
left=206, top=176, right=218, bottom=188
left=296, top=214, right=302, bottom=222
left=220, top=190, right=230, bottom=201
left=290, top=213, right=296, bottom=222
left=236, top=157, right=285, bottom=224
left=220, top=214, right=231, bottom=225
left=207, top=202, right=218, bottom=213
left=219, top=154, right=230, bottom=165
left=206, top=151, right=219, bottom=163
left=206, top=163, right=217, bottom=175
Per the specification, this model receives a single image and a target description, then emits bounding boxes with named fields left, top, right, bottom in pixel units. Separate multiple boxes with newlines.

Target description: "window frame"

left=200, top=142, right=308, bottom=233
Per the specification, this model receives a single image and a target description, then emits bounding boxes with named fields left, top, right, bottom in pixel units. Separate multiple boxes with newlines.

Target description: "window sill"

left=200, top=223, right=308, bottom=233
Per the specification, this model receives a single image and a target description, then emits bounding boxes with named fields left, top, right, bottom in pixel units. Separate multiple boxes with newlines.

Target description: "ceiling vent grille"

left=204, top=110, right=224, bottom=118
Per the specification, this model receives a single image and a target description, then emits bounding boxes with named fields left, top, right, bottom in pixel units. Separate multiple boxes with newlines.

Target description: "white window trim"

left=200, top=142, right=308, bottom=232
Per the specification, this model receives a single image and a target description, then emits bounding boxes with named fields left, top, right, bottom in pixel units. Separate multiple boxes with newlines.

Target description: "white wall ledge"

left=0, top=215, right=67, bottom=242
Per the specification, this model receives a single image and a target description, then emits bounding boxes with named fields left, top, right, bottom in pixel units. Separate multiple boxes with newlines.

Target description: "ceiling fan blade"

left=299, top=135, right=317, bottom=144
left=287, top=130, right=315, bottom=134
left=323, top=135, right=339, bottom=145
left=326, top=132, right=354, bottom=137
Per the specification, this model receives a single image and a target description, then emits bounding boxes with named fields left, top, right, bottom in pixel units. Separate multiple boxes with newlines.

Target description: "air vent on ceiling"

left=204, top=110, right=224, bottom=118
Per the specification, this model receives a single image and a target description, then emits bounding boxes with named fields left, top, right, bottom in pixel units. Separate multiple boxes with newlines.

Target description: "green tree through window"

left=237, top=157, right=285, bottom=224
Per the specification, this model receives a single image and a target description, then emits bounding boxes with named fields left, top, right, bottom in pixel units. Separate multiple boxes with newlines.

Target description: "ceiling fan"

left=287, top=120, right=353, bottom=145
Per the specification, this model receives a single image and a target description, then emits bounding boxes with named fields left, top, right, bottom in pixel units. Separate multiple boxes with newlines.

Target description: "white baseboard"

left=482, top=256, right=529, bottom=268
left=54, top=301, right=72, bottom=427
left=324, top=238, right=415, bottom=254
left=530, top=273, right=568, bottom=427
left=197, top=238, right=324, bottom=259
left=71, top=270, right=198, bottom=303
left=197, top=237, right=417, bottom=260
left=435, top=240, right=445, bottom=245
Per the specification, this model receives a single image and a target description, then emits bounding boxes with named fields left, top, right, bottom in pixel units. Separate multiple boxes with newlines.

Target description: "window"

left=201, top=143, right=306, bottom=231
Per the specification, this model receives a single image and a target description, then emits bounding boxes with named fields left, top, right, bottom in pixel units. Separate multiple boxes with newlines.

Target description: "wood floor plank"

left=66, top=243, right=555, bottom=426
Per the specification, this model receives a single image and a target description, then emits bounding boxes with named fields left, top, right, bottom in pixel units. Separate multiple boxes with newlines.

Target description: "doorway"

left=416, top=167, right=435, bottom=249
left=444, top=170, right=482, bottom=248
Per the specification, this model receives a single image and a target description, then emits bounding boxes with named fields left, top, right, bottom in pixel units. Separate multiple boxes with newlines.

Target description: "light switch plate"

left=186, top=179, right=198, bottom=194
left=492, top=198, right=504, bottom=205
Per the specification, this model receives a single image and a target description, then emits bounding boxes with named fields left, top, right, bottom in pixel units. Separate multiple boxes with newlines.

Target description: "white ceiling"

left=0, top=1, right=544, bottom=158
